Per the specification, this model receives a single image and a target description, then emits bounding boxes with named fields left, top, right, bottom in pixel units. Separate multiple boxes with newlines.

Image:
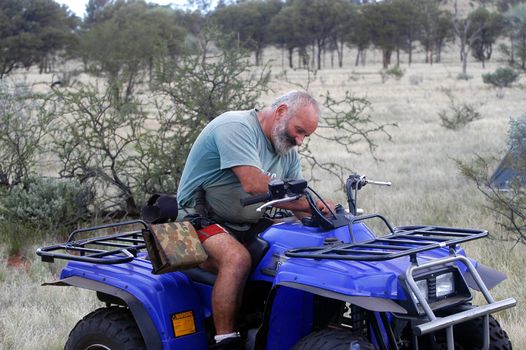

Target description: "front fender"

left=274, top=257, right=409, bottom=314
left=54, top=257, right=208, bottom=350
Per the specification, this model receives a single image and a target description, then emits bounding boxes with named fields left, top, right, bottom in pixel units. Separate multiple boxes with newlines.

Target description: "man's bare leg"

left=201, top=233, right=252, bottom=334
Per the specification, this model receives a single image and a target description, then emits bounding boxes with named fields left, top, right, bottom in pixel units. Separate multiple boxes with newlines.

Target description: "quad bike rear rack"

left=36, top=220, right=148, bottom=264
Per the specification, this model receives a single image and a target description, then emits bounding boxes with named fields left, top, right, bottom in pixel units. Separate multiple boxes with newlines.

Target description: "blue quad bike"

left=37, top=174, right=517, bottom=350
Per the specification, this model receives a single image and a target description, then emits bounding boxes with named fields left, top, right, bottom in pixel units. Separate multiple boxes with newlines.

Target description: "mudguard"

left=273, top=257, right=409, bottom=314
left=57, top=256, right=209, bottom=350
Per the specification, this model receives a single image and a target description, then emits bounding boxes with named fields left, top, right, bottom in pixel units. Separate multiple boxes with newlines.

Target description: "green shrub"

left=438, top=92, right=481, bottom=130
left=380, top=65, right=404, bottom=83
left=482, top=67, right=519, bottom=88
left=0, top=177, right=93, bottom=230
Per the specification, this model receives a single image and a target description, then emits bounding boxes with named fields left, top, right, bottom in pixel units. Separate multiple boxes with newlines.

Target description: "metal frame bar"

left=405, top=255, right=516, bottom=350
left=286, top=226, right=488, bottom=261
left=37, top=221, right=149, bottom=264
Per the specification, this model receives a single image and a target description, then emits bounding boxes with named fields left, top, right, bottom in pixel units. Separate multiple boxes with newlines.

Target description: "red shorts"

left=196, top=224, right=229, bottom=243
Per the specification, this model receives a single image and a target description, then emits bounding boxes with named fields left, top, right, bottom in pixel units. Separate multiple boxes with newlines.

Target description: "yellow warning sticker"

left=172, top=310, right=196, bottom=337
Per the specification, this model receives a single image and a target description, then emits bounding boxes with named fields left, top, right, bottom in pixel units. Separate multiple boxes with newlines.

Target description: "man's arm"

left=231, top=165, right=331, bottom=216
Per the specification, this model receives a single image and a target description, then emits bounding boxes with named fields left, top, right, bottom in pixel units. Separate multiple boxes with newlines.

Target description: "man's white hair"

left=270, top=90, right=320, bottom=117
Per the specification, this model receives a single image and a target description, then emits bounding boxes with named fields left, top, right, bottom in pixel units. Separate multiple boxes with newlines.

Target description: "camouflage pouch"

left=142, top=221, right=208, bottom=274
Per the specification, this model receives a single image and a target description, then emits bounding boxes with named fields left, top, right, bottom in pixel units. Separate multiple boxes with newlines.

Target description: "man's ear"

left=274, top=104, right=289, bottom=121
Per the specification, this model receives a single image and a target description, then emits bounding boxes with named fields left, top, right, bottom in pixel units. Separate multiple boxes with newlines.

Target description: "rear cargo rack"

left=285, top=225, right=487, bottom=261
left=36, top=220, right=148, bottom=264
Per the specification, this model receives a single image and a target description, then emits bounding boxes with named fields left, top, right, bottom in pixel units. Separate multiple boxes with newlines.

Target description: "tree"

left=0, top=0, right=78, bottom=78
left=504, top=3, right=526, bottom=70
left=78, top=0, right=186, bottom=102
left=418, top=1, right=454, bottom=64
left=270, top=4, right=312, bottom=69
left=345, top=6, right=372, bottom=66
left=213, top=0, right=283, bottom=66
left=52, top=28, right=271, bottom=216
left=362, top=2, right=401, bottom=68
left=453, top=8, right=485, bottom=75
left=0, top=80, right=56, bottom=188
left=469, top=8, right=505, bottom=68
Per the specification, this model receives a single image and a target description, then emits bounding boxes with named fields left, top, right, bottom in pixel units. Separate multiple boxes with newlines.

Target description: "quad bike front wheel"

left=293, top=328, right=376, bottom=350
left=435, top=314, right=512, bottom=350
left=453, top=314, right=511, bottom=350
left=65, top=306, right=146, bottom=350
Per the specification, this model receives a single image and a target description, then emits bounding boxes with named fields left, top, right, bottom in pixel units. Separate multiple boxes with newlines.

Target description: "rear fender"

left=51, top=259, right=210, bottom=349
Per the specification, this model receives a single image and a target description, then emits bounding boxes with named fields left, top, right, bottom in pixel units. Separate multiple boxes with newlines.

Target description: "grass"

left=1, top=45, right=525, bottom=348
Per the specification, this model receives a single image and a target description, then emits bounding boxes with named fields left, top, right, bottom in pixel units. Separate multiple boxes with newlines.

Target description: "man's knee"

left=203, top=233, right=251, bottom=268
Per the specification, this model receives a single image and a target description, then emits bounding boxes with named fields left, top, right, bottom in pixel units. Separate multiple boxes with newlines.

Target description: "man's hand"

left=316, top=199, right=335, bottom=216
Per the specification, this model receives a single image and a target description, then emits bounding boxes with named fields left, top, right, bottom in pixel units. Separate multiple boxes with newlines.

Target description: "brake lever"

left=256, top=194, right=302, bottom=212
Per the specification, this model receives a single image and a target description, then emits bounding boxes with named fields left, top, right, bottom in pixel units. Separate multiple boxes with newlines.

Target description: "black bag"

left=141, top=193, right=179, bottom=224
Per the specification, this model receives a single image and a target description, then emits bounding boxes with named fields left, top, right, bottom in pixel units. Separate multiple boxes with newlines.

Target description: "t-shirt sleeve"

left=213, top=122, right=262, bottom=170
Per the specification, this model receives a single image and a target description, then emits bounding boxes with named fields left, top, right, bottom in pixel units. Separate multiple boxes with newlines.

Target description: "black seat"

left=182, top=236, right=270, bottom=285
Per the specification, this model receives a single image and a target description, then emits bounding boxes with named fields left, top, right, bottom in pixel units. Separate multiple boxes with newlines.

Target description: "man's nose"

left=295, top=135, right=305, bottom=146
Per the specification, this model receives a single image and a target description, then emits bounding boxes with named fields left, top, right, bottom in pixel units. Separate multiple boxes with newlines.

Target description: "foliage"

left=277, top=67, right=396, bottom=187
left=438, top=91, right=481, bottom=130
left=51, top=81, right=148, bottom=217
left=469, top=8, right=505, bottom=67
left=417, top=0, right=455, bottom=64
left=380, top=65, right=404, bottom=83
left=0, top=0, right=78, bottom=78
left=457, top=116, right=526, bottom=245
left=0, top=176, right=93, bottom=230
left=504, top=3, right=526, bottom=70
left=51, top=28, right=270, bottom=216
left=482, top=67, right=520, bottom=87
left=212, top=0, right=282, bottom=66
left=145, top=28, right=271, bottom=194
left=301, top=91, right=396, bottom=187
left=78, top=0, right=187, bottom=101
left=0, top=80, right=56, bottom=188
left=361, top=1, right=402, bottom=68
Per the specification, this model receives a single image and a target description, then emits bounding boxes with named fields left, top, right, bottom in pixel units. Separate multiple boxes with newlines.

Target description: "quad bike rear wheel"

left=65, top=306, right=146, bottom=350
left=293, top=328, right=376, bottom=350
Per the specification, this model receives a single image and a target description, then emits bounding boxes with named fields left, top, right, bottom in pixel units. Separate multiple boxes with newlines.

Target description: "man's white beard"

left=271, top=116, right=294, bottom=155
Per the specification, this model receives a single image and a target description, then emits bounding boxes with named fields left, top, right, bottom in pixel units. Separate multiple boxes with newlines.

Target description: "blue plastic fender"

left=60, top=256, right=210, bottom=350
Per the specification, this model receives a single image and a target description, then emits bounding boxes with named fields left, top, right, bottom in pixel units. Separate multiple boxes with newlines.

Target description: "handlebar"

left=240, top=192, right=272, bottom=207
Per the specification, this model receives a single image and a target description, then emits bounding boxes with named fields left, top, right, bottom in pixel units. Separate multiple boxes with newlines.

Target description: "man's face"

left=271, top=104, right=318, bottom=155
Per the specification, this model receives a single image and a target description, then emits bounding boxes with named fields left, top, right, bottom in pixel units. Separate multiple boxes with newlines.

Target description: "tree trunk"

left=317, top=42, right=322, bottom=70
left=382, top=50, right=392, bottom=69
left=338, top=40, right=344, bottom=68
left=288, top=47, right=294, bottom=69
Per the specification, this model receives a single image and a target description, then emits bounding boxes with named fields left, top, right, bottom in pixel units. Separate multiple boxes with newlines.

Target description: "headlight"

left=411, top=279, right=428, bottom=304
left=436, top=272, right=455, bottom=297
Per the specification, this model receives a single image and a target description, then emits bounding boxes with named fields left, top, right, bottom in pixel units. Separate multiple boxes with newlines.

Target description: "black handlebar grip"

left=240, top=193, right=272, bottom=207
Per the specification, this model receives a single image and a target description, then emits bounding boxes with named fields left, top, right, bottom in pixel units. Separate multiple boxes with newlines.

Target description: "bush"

left=438, top=92, right=481, bottom=130
left=380, top=65, right=404, bottom=83
left=0, top=177, right=93, bottom=230
left=482, top=67, right=519, bottom=88
left=0, top=80, right=55, bottom=188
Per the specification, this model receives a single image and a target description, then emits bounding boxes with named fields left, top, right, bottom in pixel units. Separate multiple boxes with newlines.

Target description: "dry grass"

left=1, top=45, right=525, bottom=348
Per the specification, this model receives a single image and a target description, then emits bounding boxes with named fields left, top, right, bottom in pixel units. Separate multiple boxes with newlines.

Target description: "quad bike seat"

left=182, top=234, right=270, bottom=285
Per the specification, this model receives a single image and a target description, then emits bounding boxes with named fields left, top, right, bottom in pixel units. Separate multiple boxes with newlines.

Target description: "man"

left=177, top=90, right=330, bottom=349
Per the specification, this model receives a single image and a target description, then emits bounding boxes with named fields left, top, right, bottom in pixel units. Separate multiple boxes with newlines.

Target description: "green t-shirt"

left=177, top=109, right=302, bottom=224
